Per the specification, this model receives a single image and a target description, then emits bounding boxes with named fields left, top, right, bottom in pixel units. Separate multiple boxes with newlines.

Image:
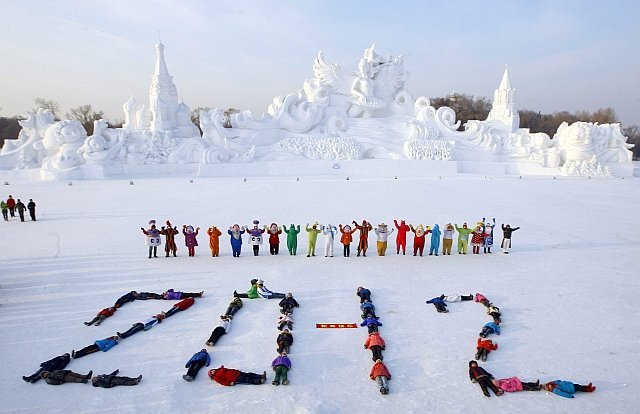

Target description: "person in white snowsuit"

left=374, top=223, right=395, bottom=256
left=322, top=223, right=338, bottom=257
left=257, top=280, right=286, bottom=299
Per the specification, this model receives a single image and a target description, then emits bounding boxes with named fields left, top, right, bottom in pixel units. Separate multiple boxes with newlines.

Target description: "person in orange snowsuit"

left=207, top=226, right=222, bottom=257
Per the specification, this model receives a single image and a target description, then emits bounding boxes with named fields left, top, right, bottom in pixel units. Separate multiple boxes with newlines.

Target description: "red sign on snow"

left=315, top=323, right=358, bottom=328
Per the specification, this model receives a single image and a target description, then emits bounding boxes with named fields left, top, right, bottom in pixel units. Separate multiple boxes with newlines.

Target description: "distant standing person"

left=27, top=199, right=36, bottom=221
left=501, top=224, right=520, bottom=254
left=15, top=199, right=26, bottom=222
left=161, top=221, right=179, bottom=257
left=6, top=195, right=15, bottom=217
left=1, top=200, right=7, bottom=221
left=142, top=220, right=161, bottom=258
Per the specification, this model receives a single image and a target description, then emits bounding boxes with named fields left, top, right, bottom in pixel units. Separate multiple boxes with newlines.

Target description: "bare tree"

left=66, top=104, right=104, bottom=135
left=33, top=98, right=60, bottom=119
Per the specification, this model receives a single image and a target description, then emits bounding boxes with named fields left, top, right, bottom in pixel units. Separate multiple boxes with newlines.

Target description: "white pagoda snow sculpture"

left=0, top=42, right=634, bottom=178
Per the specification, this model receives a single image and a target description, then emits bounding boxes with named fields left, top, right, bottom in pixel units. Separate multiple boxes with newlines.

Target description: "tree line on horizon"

left=1, top=96, right=638, bottom=159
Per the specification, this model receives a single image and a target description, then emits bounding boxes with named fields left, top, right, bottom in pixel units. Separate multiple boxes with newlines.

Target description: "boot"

left=586, top=383, right=596, bottom=392
left=282, top=380, right=289, bottom=385
left=183, top=375, right=193, bottom=382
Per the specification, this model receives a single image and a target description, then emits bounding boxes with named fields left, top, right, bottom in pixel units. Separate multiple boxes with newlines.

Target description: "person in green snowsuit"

left=455, top=223, right=474, bottom=254
left=305, top=223, right=322, bottom=257
left=282, top=224, right=301, bottom=255
left=234, top=279, right=259, bottom=299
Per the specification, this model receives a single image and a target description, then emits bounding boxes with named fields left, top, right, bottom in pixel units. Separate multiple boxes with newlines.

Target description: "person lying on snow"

left=356, top=286, right=372, bottom=303
left=426, top=296, right=448, bottom=313
left=492, top=376, right=542, bottom=392
left=183, top=349, right=211, bottom=382
left=279, top=293, right=299, bottom=314
left=84, top=307, right=116, bottom=326
left=479, top=321, right=500, bottom=338
left=543, top=380, right=595, bottom=398
left=92, top=370, right=142, bottom=388
left=40, top=369, right=92, bottom=385
left=208, top=366, right=266, bottom=386
left=271, top=352, right=292, bottom=386
left=23, top=353, right=71, bottom=383
left=364, top=332, right=386, bottom=362
left=206, top=316, right=231, bottom=346
left=475, top=338, right=498, bottom=362
left=361, top=299, right=378, bottom=319
left=276, top=329, right=293, bottom=354
left=162, top=289, right=203, bottom=300
left=468, top=360, right=504, bottom=397
left=370, top=359, right=391, bottom=395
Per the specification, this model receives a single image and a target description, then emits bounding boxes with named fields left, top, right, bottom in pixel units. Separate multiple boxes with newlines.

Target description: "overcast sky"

left=1, top=0, right=638, bottom=127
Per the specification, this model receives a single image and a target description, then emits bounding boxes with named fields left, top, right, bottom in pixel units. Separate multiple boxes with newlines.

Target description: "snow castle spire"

left=486, top=66, right=519, bottom=133
left=149, top=41, right=178, bottom=131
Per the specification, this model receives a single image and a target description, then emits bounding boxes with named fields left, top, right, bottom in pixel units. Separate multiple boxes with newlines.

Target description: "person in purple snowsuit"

left=182, top=225, right=200, bottom=257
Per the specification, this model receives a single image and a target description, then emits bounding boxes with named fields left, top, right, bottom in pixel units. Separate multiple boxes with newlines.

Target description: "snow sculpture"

left=552, top=121, right=632, bottom=176
left=81, top=119, right=126, bottom=165
left=36, top=120, right=87, bottom=172
left=0, top=42, right=634, bottom=178
left=0, top=108, right=54, bottom=169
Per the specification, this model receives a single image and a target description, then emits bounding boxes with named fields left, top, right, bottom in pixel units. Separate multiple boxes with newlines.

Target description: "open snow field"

left=1, top=174, right=639, bottom=413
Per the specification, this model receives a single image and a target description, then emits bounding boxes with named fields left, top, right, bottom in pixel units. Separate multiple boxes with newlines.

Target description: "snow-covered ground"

left=1, top=175, right=639, bottom=413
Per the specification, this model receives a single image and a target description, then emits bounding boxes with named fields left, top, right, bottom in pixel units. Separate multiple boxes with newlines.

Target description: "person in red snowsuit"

left=475, top=338, right=498, bottom=361
left=208, top=366, right=265, bottom=386
left=410, top=224, right=429, bottom=256
left=393, top=219, right=410, bottom=255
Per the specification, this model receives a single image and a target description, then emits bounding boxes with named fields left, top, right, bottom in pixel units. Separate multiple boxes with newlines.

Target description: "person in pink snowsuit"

left=493, top=376, right=542, bottom=392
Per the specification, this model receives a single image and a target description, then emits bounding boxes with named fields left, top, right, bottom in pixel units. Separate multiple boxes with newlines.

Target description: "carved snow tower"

left=149, top=42, right=179, bottom=132
left=485, top=67, right=519, bottom=133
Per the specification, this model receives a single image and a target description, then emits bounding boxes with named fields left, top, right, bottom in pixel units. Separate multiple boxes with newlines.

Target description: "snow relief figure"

left=36, top=120, right=87, bottom=171
left=554, top=121, right=633, bottom=176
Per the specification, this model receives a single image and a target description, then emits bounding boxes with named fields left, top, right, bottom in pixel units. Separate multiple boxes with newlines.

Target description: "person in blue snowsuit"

left=356, top=287, right=372, bottom=303
left=429, top=224, right=441, bottom=256
left=479, top=321, right=500, bottom=338
left=426, top=295, right=448, bottom=313
left=72, top=336, right=120, bottom=359
left=361, top=317, right=382, bottom=333
left=544, top=380, right=595, bottom=397
left=360, top=299, right=377, bottom=319
left=228, top=224, right=245, bottom=257
left=183, top=349, right=211, bottom=381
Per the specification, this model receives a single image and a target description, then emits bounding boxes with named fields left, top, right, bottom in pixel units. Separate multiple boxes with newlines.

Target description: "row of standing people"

left=141, top=218, right=521, bottom=258
left=357, top=287, right=391, bottom=395
left=2, top=195, right=36, bottom=222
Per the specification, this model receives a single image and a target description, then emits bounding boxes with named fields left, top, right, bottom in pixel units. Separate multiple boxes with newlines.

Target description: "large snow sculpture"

left=0, top=42, right=634, bottom=178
